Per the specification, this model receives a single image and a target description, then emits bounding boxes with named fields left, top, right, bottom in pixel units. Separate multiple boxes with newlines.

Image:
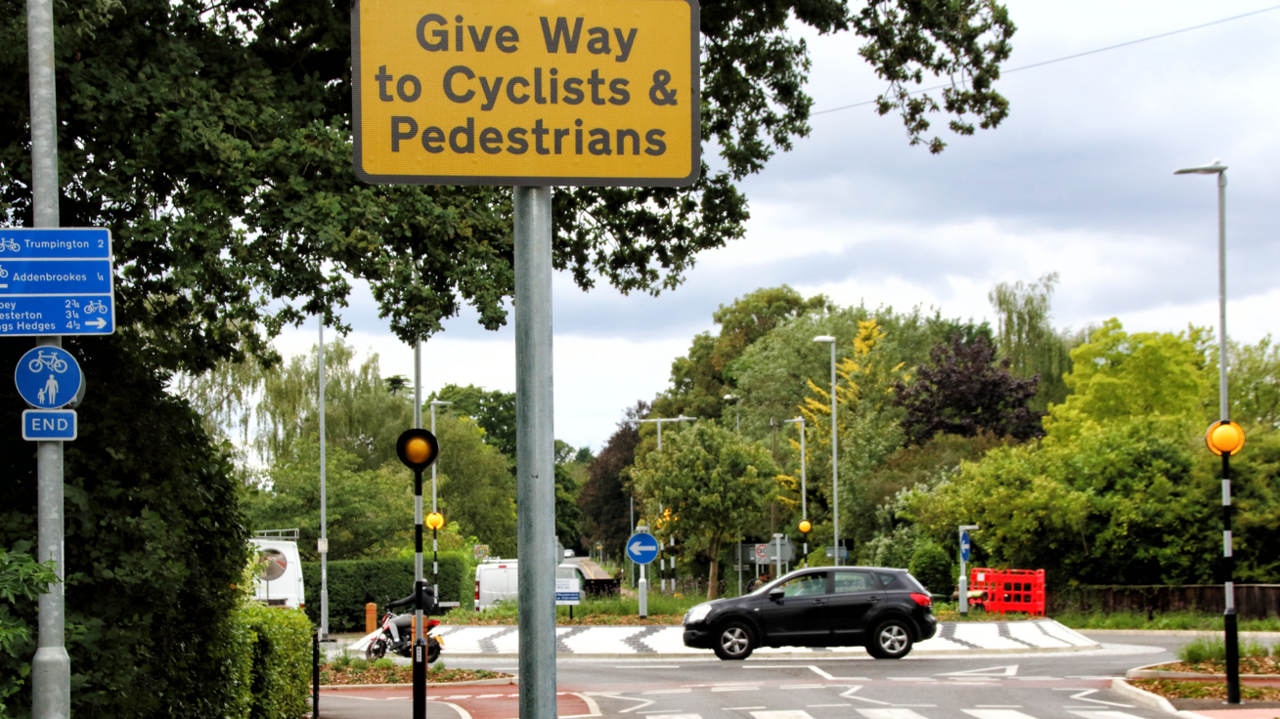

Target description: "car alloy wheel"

left=714, top=622, right=754, bottom=660
left=870, top=619, right=913, bottom=659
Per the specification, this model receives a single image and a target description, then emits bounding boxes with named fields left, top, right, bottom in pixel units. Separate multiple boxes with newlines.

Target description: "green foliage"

left=0, top=547, right=58, bottom=714
left=244, top=440, right=412, bottom=561
left=433, top=414, right=518, bottom=558
left=629, top=421, right=779, bottom=598
left=1213, top=335, right=1280, bottom=431
left=555, top=464, right=585, bottom=551
left=431, top=385, right=518, bottom=460
left=988, top=273, right=1075, bottom=411
left=1052, top=610, right=1280, bottom=633
left=372, top=657, right=396, bottom=670
left=1043, top=319, right=1209, bottom=444
left=908, top=542, right=954, bottom=595
left=0, top=336, right=250, bottom=718
left=239, top=605, right=312, bottom=719
left=905, top=417, right=1217, bottom=585
left=301, top=554, right=469, bottom=632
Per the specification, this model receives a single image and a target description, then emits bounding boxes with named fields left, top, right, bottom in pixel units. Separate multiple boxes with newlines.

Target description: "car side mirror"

left=768, top=588, right=784, bottom=601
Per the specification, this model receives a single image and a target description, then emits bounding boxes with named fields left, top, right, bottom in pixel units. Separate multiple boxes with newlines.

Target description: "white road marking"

left=429, top=701, right=473, bottom=719
left=856, top=708, right=933, bottom=719
left=643, top=714, right=701, bottom=719
left=782, top=685, right=827, bottom=689
left=1068, top=712, right=1148, bottom=719
left=476, top=693, right=505, bottom=698
left=964, top=709, right=1040, bottom=719
left=750, top=711, right=816, bottom=719
left=712, top=686, right=760, bottom=692
left=644, top=689, right=692, bottom=694
left=569, top=691, right=602, bottom=716
left=807, top=705, right=851, bottom=708
left=941, top=665, right=1019, bottom=677
left=724, top=707, right=766, bottom=711
left=620, top=666, right=682, bottom=669
left=1055, top=689, right=1133, bottom=708
left=975, top=706, right=1024, bottom=709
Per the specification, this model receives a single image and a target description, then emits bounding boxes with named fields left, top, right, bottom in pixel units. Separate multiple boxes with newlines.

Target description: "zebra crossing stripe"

left=749, top=711, right=816, bottom=719
left=965, top=710, right=1040, bottom=719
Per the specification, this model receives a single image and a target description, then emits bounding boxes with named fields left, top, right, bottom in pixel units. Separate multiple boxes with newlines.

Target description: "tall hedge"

left=0, top=336, right=249, bottom=718
left=302, top=553, right=469, bottom=632
left=240, top=605, right=313, bottom=719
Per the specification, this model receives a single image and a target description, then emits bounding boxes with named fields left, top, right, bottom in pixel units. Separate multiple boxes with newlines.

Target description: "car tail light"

left=910, top=593, right=933, bottom=608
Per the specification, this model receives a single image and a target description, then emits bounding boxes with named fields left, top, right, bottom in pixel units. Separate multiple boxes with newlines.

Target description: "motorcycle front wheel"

left=366, top=638, right=388, bottom=661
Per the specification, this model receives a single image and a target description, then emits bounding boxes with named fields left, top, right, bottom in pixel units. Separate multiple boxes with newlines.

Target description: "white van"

left=474, top=559, right=585, bottom=610
left=250, top=529, right=306, bottom=609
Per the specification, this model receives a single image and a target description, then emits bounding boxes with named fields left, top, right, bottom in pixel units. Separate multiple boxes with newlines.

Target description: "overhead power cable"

left=812, top=3, right=1280, bottom=117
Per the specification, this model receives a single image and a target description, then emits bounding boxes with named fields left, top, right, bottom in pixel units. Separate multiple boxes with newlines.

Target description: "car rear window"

left=832, top=571, right=878, bottom=593
left=876, top=572, right=926, bottom=592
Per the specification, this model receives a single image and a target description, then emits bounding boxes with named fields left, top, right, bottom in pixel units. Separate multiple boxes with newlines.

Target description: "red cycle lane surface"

left=314, top=685, right=594, bottom=719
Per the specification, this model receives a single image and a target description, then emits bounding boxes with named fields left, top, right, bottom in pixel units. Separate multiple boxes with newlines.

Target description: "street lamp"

left=813, top=335, right=839, bottom=565
left=723, top=394, right=741, bottom=432
left=784, top=417, right=807, bottom=563
left=625, top=415, right=696, bottom=591
left=1175, top=158, right=1241, bottom=703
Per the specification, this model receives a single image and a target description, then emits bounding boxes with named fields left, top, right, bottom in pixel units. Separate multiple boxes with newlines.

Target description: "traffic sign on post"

left=351, top=0, right=700, bottom=187
left=15, top=346, right=82, bottom=409
left=627, top=531, right=659, bottom=565
left=0, top=228, right=115, bottom=336
left=22, top=410, right=76, bottom=441
left=961, top=530, right=971, bottom=562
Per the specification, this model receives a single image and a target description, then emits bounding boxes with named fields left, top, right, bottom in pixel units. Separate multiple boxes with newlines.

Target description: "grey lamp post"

left=813, top=335, right=838, bottom=565
left=1175, top=159, right=1239, bottom=703
left=784, top=417, right=807, bottom=562
left=625, top=415, right=695, bottom=592
left=319, top=321, right=329, bottom=639
left=723, top=394, right=741, bottom=432
left=429, top=400, right=451, bottom=597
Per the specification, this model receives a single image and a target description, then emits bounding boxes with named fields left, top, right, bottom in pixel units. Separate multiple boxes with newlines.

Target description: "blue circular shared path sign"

left=626, top=532, right=659, bottom=565
left=961, top=530, right=971, bottom=562
left=15, top=346, right=81, bottom=409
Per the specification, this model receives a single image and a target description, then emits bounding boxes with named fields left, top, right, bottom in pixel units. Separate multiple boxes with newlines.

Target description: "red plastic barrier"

left=969, top=568, right=1045, bottom=617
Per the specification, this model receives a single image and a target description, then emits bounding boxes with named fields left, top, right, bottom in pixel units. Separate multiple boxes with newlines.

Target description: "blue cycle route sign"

left=0, top=228, right=115, bottom=336
left=961, top=530, right=971, bottom=562
left=626, top=532, right=659, bottom=565
left=15, top=346, right=82, bottom=410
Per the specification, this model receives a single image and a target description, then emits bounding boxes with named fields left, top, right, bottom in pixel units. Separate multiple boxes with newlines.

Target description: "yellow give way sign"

left=352, top=0, right=700, bottom=187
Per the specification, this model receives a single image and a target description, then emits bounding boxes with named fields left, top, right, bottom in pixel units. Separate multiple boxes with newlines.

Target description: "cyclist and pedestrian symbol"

left=15, top=346, right=82, bottom=410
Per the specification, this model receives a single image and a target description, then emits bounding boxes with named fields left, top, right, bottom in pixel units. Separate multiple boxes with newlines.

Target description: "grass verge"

left=320, top=660, right=512, bottom=685
left=1131, top=679, right=1280, bottom=701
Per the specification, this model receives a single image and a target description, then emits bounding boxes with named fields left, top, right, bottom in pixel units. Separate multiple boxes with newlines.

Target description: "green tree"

left=908, top=542, right=954, bottom=595
left=0, top=547, right=58, bottom=714
left=988, top=273, right=1074, bottom=411
left=629, top=421, right=780, bottom=599
left=1, top=0, right=1016, bottom=374
left=1211, top=336, right=1280, bottom=431
left=432, top=384, right=517, bottom=459
left=1043, top=319, right=1209, bottom=444
left=433, top=414, right=519, bottom=558
left=555, top=464, right=585, bottom=552
left=243, top=439, right=412, bottom=560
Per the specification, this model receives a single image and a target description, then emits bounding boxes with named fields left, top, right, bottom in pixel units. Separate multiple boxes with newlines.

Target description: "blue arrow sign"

left=626, top=532, right=659, bottom=565
left=961, top=530, right=971, bottom=562
left=22, top=410, right=77, bottom=441
left=15, top=347, right=82, bottom=409
left=0, top=228, right=115, bottom=337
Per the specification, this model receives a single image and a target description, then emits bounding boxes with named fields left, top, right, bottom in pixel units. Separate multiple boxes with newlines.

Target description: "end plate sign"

left=352, top=0, right=700, bottom=186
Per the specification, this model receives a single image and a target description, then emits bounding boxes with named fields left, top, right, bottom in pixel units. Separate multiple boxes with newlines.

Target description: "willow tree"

left=988, top=272, right=1073, bottom=411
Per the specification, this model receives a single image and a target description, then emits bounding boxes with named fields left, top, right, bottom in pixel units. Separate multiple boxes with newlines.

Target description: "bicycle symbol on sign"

left=84, top=300, right=108, bottom=314
left=0, top=238, right=18, bottom=252
left=28, top=350, right=69, bottom=374
left=0, top=265, right=8, bottom=279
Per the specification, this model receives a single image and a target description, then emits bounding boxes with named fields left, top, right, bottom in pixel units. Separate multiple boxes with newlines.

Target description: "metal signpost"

left=958, top=525, right=979, bottom=614
left=351, top=2, right=698, bottom=715
left=627, top=528, right=659, bottom=617
left=395, top=429, right=441, bottom=719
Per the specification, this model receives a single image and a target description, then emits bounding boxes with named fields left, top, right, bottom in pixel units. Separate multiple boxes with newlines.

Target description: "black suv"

left=682, top=566, right=937, bottom=660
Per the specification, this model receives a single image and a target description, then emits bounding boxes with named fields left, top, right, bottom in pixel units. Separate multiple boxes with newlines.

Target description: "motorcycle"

left=366, top=608, right=443, bottom=664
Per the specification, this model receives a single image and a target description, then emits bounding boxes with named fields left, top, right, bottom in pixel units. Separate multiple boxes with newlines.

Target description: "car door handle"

left=868, top=596, right=880, bottom=602
left=813, top=599, right=826, bottom=606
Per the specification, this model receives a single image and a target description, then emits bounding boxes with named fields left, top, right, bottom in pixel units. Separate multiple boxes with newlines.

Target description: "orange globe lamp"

left=396, top=428, right=440, bottom=470
left=425, top=512, right=445, bottom=531
left=1206, top=421, right=1246, bottom=456
left=798, top=519, right=812, bottom=534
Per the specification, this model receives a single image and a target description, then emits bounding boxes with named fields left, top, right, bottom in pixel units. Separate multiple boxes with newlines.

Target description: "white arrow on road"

left=85, top=318, right=106, bottom=329
left=629, top=540, right=658, bottom=558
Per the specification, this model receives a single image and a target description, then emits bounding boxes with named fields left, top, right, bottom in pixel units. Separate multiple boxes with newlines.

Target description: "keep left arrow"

left=629, top=540, right=657, bottom=558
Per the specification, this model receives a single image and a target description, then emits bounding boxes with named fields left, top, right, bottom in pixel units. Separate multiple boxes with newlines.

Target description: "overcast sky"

left=277, top=0, right=1280, bottom=451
